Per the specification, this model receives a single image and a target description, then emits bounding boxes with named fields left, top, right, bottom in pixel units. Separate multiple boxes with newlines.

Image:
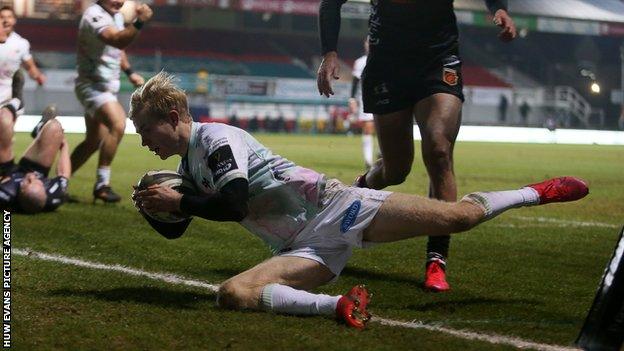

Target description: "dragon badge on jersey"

left=442, top=68, right=459, bottom=86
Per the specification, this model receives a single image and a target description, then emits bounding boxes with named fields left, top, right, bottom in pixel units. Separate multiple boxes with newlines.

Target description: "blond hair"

left=129, top=71, right=191, bottom=123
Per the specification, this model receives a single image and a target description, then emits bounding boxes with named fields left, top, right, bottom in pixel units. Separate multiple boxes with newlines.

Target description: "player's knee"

left=42, top=119, right=63, bottom=139
left=383, top=165, right=411, bottom=185
left=0, top=110, right=14, bottom=129
left=217, top=281, right=249, bottom=310
left=110, top=119, right=126, bottom=137
left=423, top=143, right=453, bottom=172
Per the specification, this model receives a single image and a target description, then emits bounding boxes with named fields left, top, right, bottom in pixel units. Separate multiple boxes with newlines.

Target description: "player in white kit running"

left=131, top=72, right=589, bottom=329
left=349, top=37, right=375, bottom=170
left=71, top=0, right=152, bottom=203
left=0, top=6, right=46, bottom=177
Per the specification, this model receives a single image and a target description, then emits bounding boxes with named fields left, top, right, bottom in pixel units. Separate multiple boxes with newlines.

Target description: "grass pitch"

left=12, top=132, right=624, bottom=350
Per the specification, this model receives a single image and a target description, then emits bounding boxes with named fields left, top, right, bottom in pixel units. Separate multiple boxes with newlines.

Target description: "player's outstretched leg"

left=463, top=176, right=589, bottom=221
left=363, top=176, right=589, bottom=244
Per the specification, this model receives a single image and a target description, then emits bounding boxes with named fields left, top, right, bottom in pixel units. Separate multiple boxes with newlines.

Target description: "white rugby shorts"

left=277, top=179, right=391, bottom=277
left=75, top=78, right=120, bottom=116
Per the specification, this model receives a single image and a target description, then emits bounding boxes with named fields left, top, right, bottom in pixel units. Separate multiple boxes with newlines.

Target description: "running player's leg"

left=361, top=107, right=414, bottom=189
left=94, top=101, right=125, bottom=180
left=21, top=118, right=64, bottom=169
left=70, top=111, right=105, bottom=173
left=0, top=107, right=16, bottom=174
left=90, top=101, right=125, bottom=201
left=361, top=119, right=375, bottom=170
left=363, top=177, right=588, bottom=243
left=414, top=93, right=462, bottom=290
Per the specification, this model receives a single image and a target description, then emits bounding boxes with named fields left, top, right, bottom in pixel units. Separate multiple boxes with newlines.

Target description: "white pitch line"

left=374, top=318, right=580, bottom=351
left=13, top=248, right=219, bottom=292
left=15, top=248, right=579, bottom=351
left=512, top=216, right=619, bottom=229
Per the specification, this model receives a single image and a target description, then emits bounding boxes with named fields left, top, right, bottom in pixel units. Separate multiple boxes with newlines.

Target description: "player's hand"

left=348, top=98, right=358, bottom=114
left=317, top=51, right=340, bottom=97
left=135, top=184, right=182, bottom=213
left=129, top=73, right=144, bottom=87
left=136, top=4, right=153, bottom=23
left=35, top=73, right=46, bottom=86
left=493, top=9, right=516, bottom=42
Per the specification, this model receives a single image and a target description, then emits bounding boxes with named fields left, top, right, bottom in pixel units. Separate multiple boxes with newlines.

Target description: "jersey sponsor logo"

left=207, top=145, right=238, bottom=182
left=442, top=67, right=459, bottom=86
left=340, top=200, right=361, bottom=233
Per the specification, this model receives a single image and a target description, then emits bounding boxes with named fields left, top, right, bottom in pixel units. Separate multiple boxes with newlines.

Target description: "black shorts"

left=18, top=157, right=50, bottom=177
left=362, top=46, right=464, bottom=115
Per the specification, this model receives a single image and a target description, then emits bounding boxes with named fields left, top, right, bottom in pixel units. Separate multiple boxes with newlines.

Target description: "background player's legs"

left=361, top=120, right=376, bottom=170
left=95, top=101, right=126, bottom=172
left=414, top=93, right=462, bottom=290
left=218, top=256, right=336, bottom=312
left=22, top=118, right=64, bottom=169
left=0, top=107, right=16, bottom=171
left=70, top=112, right=105, bottom=173
left=94, top=102, right=125, bottom=197
left=363, top=107, right=414, bottom=189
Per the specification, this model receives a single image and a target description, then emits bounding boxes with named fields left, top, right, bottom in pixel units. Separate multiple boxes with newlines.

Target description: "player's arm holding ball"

left=134, top=178, right=249, bottom=239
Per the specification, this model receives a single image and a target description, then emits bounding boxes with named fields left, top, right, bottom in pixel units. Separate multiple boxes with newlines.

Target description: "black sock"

left=426, top=251, right=447, bottom=269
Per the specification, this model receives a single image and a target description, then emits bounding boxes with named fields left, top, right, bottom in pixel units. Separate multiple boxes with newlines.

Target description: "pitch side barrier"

left=13, top=115, right=624, bottom=145
left=576, top=226, right=624, bottom=351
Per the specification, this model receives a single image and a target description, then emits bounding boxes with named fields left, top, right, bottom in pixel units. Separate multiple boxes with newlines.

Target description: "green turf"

left=10, top=132, right=624, bottom=350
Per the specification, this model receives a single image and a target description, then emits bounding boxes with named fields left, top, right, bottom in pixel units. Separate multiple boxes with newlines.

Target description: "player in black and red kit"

left=317, top=0, right=517, bottom=292
left=0, top=106, right=70, bottom=213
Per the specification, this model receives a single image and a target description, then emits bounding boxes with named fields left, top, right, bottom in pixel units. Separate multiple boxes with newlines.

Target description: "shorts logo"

left=442, top=68, right=459, bottom=86
left=340, top=200, right=361, bottom=233
left=373, top=83, right=389, bottom=95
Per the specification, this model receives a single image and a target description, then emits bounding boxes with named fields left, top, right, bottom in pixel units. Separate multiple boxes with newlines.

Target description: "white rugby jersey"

left=178, top=122, right=326, bottom=253
left=0, top=32, right=32, bottom=102
left=352, top=55, right=367, bottom=81
left=76, top=3, right=124, bottom=84
left=352, top=55, right=370, bottom=118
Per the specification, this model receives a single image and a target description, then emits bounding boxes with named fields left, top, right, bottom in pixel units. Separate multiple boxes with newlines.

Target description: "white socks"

left=95, top=167, right=111, bottom=190
left=463, top=187, right=540, bottom=221
left=260, top=283, right=340, bottom=316
left=362, top=134, right=374, bottom=169
left=4, top=98, right=21, bottom=113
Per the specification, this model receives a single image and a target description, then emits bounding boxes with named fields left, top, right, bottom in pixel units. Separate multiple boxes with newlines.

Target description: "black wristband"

left=133, top=20, right=144, bottom=30
left=124, top=68, right=134, bottom=77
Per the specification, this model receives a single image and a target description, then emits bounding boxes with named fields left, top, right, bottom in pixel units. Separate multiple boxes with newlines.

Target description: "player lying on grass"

left=131, top=72, right=589, bottom=329
left=0, top=106, right=70, bottom=213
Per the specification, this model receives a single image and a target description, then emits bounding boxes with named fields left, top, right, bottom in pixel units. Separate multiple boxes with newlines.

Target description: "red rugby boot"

left=526, top=177, right=589, bottom=205
left=336, top=284, right=371, bottom=329
left=424, top=260, right=450, bottom=292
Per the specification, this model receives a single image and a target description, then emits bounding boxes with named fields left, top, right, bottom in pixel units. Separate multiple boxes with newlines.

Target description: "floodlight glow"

left=590, top=82, right=601, bottom=94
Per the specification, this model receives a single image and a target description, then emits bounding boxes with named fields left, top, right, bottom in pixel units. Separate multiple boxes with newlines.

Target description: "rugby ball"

left=135, top=170, right=197, bottom=223
left=119, top=0, right=138, bottom=24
